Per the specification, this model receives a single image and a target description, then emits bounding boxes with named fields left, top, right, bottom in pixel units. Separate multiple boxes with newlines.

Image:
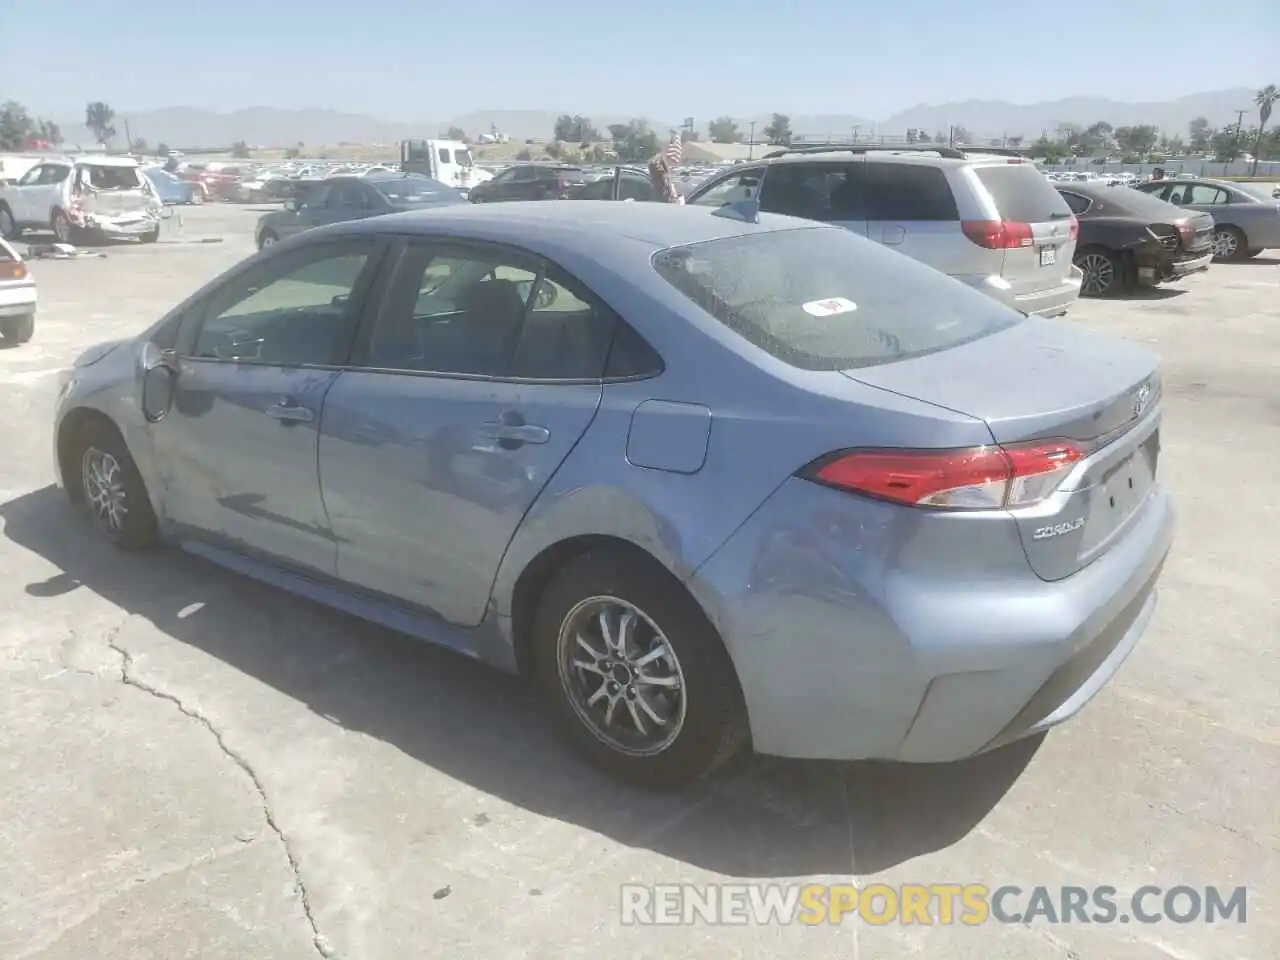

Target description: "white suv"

left=0, top=237, right=36, bottom=344
left=684, top=146, right=1082, bottom=317
left=0, top=155, right=161, bottom=245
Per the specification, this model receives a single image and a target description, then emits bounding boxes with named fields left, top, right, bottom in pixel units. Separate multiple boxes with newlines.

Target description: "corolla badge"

left=1133, top=383, right=1153, bottom=418
left=1033, top=517, right=1086, bottom=540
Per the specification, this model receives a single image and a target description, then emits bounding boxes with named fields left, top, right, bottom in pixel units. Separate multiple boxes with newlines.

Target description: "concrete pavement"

left=1, top=205, right=1277, bottom=959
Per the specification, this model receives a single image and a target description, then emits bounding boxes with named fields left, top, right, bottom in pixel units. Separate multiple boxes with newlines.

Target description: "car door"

left=324, top=179, right=380, bottom=223
left=495, top=166, right=538, bottom=201
left=11, top=163, right=65, bottom=224
left=318, top=237, right=615, bottom=626
left=155, top=236, right=387, bottom=574
left=758, top=160, right=869, bottom=236
left=1173, top=183, right=1230, bottom=214
left=863, top=161, right=962, bottom=269
left=280, top=181, right=333, bottom=238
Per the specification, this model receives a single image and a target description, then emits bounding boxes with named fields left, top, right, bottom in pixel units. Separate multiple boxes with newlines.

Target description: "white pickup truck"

left=0, top=154, right=161, bottom=244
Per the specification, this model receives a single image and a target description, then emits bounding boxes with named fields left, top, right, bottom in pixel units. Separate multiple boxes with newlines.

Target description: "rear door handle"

left=265, top=399, right=314, bottom=423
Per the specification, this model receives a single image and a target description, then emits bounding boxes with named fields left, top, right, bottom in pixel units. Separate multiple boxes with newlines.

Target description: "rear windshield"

left=77, top=164, right=142, bottom=190
left=973, top=165, right=1072, bottom=223
left=652, top=226, right=1021, bottom=371
left=371, top=176, right=461, bottom=204
left=1092, top=185, right=1191, bottom=219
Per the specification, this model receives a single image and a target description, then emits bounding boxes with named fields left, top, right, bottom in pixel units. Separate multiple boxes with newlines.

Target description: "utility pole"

left=948, top=125, right=956, bottom=147
left=851, top=125, right=860, bottom=144
left=748, top=120, right=756, bottom=160
left=1232, top=109, right=1247, bottom=161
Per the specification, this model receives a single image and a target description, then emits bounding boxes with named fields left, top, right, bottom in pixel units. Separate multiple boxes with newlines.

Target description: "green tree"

left=609, top=120, right=660, bottom=163
left=231, top=140, right=251, bottom=159
left=553, top=114, right=600, bottom=142
left=132, top=137, right=149, bottom=154
left=1251, top=84, right=1278, bottom=174
left=37, top=118, right=63, bottom=147
left=156, top=142, right=171, bottom=156
left=763, top=113, right=792, bottom=146
left=1210, top=129, right=1242, bottom=162
left=707, top=116, right=740, bottom=144
left=1188, top=116, right=1212, bottom=154
left=445, top=126, right=467, bottom=141
left=515, top=148, right=532, bottom=161
left=85, top=101, right=117, bottom=145
left=0, top=101, right=34, bottom=150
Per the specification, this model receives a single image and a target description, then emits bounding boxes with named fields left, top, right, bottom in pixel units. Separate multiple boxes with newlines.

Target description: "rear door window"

left=1058, top=191, right=1091, bottom=215
left=652, top=225, right=1020, bottom=371
left=972, top=165, right=1072, bottom=223
left=864, top=163, right=958, bottom=221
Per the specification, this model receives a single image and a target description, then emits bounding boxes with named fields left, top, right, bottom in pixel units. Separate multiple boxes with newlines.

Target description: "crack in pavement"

left=105, top=623, right=336, bottom=958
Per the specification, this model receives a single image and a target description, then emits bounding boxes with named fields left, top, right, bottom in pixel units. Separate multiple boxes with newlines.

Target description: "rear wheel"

left=1210, top=225, right=1247, bottom=262
left=258, top=229, right=279, bottom=250
left=142, top=226, right=160, bottom=244
left=1075, top=247, right=1124, bottom=297
left=0, top=312, right=34, bottom=344
left=532, top=548, right=748, bottom=788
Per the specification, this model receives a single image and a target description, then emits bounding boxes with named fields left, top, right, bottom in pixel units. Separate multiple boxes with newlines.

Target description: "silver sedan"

left=1134, top=177, right=1280, bottom=261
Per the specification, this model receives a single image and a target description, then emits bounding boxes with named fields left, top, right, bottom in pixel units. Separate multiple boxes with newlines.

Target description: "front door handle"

left=479, top=420, right=549, bottom=447
left=265, top=399, right=314, bottom=423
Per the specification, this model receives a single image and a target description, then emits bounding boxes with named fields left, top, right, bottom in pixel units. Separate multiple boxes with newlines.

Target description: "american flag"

left=649, top=135, right=684, bottom=203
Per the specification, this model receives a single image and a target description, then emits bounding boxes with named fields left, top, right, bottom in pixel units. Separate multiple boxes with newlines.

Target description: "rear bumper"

left=963, top=268, right=1083, bottom=319
left=0, top=283, right=36, bottom=316
left=1134, top=249, right=1213, bottom=284
left=691, top=475, right=1174, bottom=762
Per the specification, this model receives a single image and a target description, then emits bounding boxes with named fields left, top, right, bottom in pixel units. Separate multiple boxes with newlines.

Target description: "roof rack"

left=763, top=143, right=968, bottom=160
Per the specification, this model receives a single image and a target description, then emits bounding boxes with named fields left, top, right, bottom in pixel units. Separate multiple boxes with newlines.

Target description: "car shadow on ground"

left=1, top=485, right=1040, bottom=878
left=1119, top=285, right=1188, bottom=301
left=1238, top=256, right=1280, bottom=266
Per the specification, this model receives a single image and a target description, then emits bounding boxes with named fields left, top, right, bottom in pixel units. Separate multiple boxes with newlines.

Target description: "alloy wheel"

left=1078, top=253, right=1115, bottom=295
left=1211, top=229, right=1238, bottom=259
left=556, top=596, right=688, bottom=757
left=81, top=446, right=129, bottom=534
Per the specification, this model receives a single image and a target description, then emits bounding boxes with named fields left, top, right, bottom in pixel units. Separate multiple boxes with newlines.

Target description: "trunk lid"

left=843, top=317, right=1162, bottom=580
left=75, top=164, right=151, bottom=217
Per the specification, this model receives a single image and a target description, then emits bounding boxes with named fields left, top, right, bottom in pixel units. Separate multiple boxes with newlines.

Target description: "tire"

left=0, top=204, right=20, bottom=240
left=72, top=420, right=159, bottom=548
left=258, top=229, right=278, bottom=250
left=142, top=226, right=160, bottom=244
left=0, top=312, right=34, bottom=344
left=532, top=548, right=748, bottom=788
left=1210, top=225, right=1247, bottom=262
left=189, top=189, right=204, bottom=206
left=1075, top=246, right=1125, bottom=297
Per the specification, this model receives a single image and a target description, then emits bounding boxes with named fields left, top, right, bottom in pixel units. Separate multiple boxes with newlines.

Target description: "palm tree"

left=1252, top=84, right=1278, bottom=175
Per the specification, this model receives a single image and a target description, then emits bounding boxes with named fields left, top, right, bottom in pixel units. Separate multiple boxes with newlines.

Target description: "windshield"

left=652, top=225, right=1021, bottom=370
left=371, top=176, right=462, bottom=205
left=456, top=149, right=474, bottom=167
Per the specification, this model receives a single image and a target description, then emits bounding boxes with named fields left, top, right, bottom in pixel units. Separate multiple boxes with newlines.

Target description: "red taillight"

left=961, top=220, right=1035, bottom=249
left=1068, top=216, right=1079, bottom=240
left=804, top=441, right=1084, bottom=510
left=0, top=260, right=26, bottom=280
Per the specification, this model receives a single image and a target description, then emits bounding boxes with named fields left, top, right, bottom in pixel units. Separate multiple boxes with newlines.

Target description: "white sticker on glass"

left=801, top=297, right=857, bottom=317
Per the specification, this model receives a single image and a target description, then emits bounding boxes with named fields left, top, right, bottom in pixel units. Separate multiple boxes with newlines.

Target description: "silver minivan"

left=685, top=147, right=1082, bottom=317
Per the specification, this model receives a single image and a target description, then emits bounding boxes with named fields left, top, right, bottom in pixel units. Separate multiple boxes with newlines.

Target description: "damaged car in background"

left=0, top=155, right=161, bottom=244
left=1054, top=181, right=1213, bottom=297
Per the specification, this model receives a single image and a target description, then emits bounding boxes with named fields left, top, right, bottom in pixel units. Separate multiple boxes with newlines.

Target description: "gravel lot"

left=2, top=204, right=1277, bottom=960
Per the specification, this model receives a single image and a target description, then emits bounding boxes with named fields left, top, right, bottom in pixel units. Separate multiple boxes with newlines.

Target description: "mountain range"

left=50, top=88, right=1264, bottom=149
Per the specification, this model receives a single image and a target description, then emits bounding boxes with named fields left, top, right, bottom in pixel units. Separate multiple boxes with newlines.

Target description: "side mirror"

left=140, top=341, right=176, bottom=422
left=283, top=198, right=299, bottom=212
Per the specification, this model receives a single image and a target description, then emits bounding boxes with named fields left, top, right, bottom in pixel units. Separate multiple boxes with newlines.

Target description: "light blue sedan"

left=51, top=202, right=1173, bottom=787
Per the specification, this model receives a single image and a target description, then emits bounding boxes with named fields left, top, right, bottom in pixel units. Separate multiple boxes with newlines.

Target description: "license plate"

left=1039, top=246, right=1057, bottom=267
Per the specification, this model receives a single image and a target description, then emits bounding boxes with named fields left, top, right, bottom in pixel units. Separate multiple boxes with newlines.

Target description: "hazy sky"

left=3, top=0, right=1276, bottom=120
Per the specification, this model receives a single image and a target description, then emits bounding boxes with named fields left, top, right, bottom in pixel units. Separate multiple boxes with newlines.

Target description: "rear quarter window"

left=864, top=163, right=958, bottom=221
left=652, top=226, right=1021, bottom=371
left=972, top=165, right=1072, bottom=223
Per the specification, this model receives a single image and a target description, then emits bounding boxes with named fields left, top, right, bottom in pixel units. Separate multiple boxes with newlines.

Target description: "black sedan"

left=254, top=173, right=465, bottom=249
left=1055, top=182, right=1214, bottom=296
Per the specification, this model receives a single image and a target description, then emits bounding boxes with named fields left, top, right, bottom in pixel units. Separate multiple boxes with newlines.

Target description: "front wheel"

left=0, top=204, right=20, bottom=240
left=73, top=421, right=159, bottom=548
left=141, top=226, right=160, bottom=244
left=258, top=229, right=278, bottom=250
left=533, top=548, right=748, bottom=788
left=1211, top=225, right=1247, bottom=262
left=1075, top=247, right=1124, bottom=297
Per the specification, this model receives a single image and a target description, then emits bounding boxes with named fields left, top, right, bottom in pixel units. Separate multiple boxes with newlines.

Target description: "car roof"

left=322, top=199, right=826, bottom=249
left=73, top=155, right=140, bottom=168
